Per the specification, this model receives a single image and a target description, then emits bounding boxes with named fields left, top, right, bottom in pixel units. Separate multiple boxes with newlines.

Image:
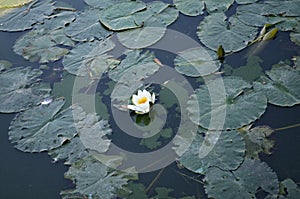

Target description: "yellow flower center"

left=137, top=97, right=148, bottom=104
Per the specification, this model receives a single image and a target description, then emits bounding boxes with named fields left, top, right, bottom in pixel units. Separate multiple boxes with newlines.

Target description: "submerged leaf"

left=254, top=66, right=300, bottom=106
left=62, top=38, right=119, bottom=78
left=197, top=13, right=258, bottom=52
left=64, top=156, right=130, bottom=199
left=204, top=158, right=279, bottom=199
left=13, top=28, right=74, bottom=63
left=65, top=8, right=111, bottom=42
left=179, top=130, right=245, bottom=174
left=188, top=76, right=267, bottom=130
left=174, top=47, right=220, bottom=77
left=0, top=67, right=50, bottom=113
left=0, top=0, right=54, bottom=31
left=8, top=99, right=80, bottom=152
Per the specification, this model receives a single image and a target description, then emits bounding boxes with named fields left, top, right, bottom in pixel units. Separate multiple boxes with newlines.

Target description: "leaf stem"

left=145, top=168, right=165, bottom=193
left=274, top=123, right=300, bottom=132
left=174, top=170, right=204, bottom=185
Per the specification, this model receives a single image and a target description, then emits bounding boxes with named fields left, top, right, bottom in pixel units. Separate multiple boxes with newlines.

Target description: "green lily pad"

left=239, top=125, right=275, bottom=159
left=0, top=0, right=54, bottom=31
left=63, top=156, right=129, bottom=199
left=188, top=76, right=267, bottom=130
left=197, top=13, right=258, bottom=53
left=65, top=8, right=111, bottom=42
left=179, top=130, right=245, bottom=174
left=117, top=1, right=178, bottom=49
left=0, top=67, right=51, bottom=113
left=291, top=32, right=300, bottom=46
left=204, top=158, right=279, bottom=199
left=99, top=1, right=146, bottom=31
left=8, top=99, right=80, bottom=152
left=109, top=50, right=159, bottom=82
left=62, top=38, right=120, bottom=78
left=154, top=187, right=174, bottom=199
left=117, top=182, right=148, bottom=199
left=174, top=47, right=220, bottom=77
left=173, top=0, right=204, bottom=16
left=235, top=0, right=257, bottom=4
left=49, top=109, right=111, bottom=165
left=237, top=1, right=300, bottom=28
left=13, top=28, right=74, bottom=63
left=253, top=66, right=300, bottom=106
left=83, top=0, right=128, bottom=9
left=0, top=60, right=12, bottom=71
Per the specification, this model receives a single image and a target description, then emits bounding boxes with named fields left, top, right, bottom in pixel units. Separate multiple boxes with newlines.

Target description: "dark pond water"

left=1, top=0, right=300, bottom=199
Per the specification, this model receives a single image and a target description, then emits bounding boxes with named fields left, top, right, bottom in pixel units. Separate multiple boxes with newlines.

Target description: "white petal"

left=127, top=105, right=139, bottom=111
left=137, top=90, right=143, bottom=96
left=151, top=93, right=155, bottom=103
left=143, top=90, right=152, bottom=101
left=132, top=94, right=139, bottom=106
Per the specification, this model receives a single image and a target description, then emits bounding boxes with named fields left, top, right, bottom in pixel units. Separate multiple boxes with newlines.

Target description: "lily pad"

left=291, top=32, right=300, bottom=46
left=174, top=47, right=220, bottom=77
left=188, top=76, right=267, bottom=130
left=0, top=60, right=12, bottom=71
left=253, top=66, right=300, bottom=106
left=0, top=67, right=51, bottom=113
left=84, top=0, right=129, bottom=9
left=239, top=126, right=275, bottom=159
left=62, top=38, right=120, bottom=78
left=179, top=130, right=245, bottom=174
left=0, top=0, right=32, bottom=8
left=0, top=0, right=54, bottom=31
left=99, top=1, right=146, bottom=31
left=63, top=156, right=129, bottom=199
left=204, top=158, right=279, bottom=199
left=49, top=108, right=111, bottom=165
left=109, top=50, right=160, bottom=82
left=117, top=1, right=178, bottom=49
left=237, top=1, right=300, bottom=28
left=65, top=8, right=111, bottom=42
left=8, top=99, right=81, bottom=152
left=235, top=0, right=257, bottom=4
left=13, top=28, right=74, bottom=63
left=197, top=13, right=258, bottom=52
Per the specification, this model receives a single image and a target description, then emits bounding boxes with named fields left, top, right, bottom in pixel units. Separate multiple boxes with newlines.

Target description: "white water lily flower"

left=127, top=89, right=155, bottom=114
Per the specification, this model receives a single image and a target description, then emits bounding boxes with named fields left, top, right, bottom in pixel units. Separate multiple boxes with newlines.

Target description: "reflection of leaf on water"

left=0, top=0, right=54, bottom=31
left=188, top=76, right=267, bottom=130
left=63, top=156, right=130, bottom=199
left=179, top=130, right=245, bottom=174
left=204, top=158, right=279, bottom=199
left=254, top=65, right=300, bottom=106
left=117, top=182, right=148, bottom=199
left=223, top=56, right=264, bottom=82
left=239, top=125, right=275, bottom=159
left=8, top=99, right=79, bottom=152
left=197, top=13, right=258, bottom=53
left=0, top=67, right=51, bottom=113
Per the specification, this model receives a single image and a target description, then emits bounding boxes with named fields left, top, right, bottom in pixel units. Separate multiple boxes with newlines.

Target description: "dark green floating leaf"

left=197, top=13, right=258, bottom=53
left=174, top=47, right=220, bottom=77
left=0, top=67, right=50, bottom=113
left=65, top=8, right=111, bottom=42
left=117, top=1, right=178, bottom=49
left=84, top=0, right=128, bottom=9
left=99, top=1, right=146, bottom=31
left=179, top=130, right=245, bottom=174
left=188, top=76, right=267, bottom=130
left=0, top=0, right=54, bottom=31
left=8, top=99, right=82, bottom=152
left=254, top=66, right=300, bottom=106
left=204, top=158, right=279, bottom=199
left=63, top=156, right=129, bottom=199
left=154, top=187, right=174, bottom=199
left=117, top=182, right=147, bottom=199
left=13, top=28, right=74, bottom=63
left=235, top=0, right=257, bottom=4
left=62, top=38, right=120, bottom=77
